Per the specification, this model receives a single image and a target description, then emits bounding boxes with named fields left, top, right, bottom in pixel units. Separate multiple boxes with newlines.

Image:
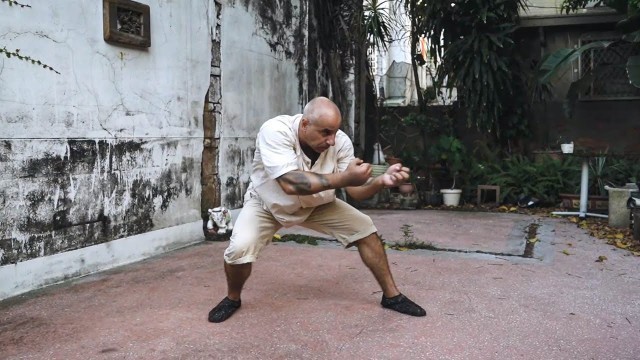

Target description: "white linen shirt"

left=245, top=114, right=355, bottom=227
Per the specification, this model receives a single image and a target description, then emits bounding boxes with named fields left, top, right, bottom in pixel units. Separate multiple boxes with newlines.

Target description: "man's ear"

left=300, top=118, right=309, bottom=131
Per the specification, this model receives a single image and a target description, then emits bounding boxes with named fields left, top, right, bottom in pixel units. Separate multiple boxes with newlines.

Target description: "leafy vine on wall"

left=1, top=0, right=60, bottom=74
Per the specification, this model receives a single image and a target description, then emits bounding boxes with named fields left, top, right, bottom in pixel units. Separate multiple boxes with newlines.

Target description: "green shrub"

left=609, top=158, right=640, bottom=185
left=483, top=155, right=580, bottom=205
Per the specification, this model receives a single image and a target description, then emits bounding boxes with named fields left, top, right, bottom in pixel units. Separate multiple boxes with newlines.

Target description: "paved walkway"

left=1, top=210, right=639, bottom=359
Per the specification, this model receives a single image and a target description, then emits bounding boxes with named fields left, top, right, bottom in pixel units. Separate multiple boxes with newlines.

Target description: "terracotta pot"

left=399, top=183, right=415, bottom=195
left=386, top=156, right=402, bottom=165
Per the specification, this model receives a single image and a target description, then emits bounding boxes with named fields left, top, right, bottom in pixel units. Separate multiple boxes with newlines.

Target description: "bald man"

left=208, top=97, right=425, bottom=323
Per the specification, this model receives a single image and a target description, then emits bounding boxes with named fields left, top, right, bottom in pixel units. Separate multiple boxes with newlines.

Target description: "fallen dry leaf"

left=615, top=240, right=630, bottom=249
left=562, top=249, right=572, bottom=256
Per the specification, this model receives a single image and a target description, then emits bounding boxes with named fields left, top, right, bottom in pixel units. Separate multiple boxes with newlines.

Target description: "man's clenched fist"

left=380, top=163, right=410, bottom=188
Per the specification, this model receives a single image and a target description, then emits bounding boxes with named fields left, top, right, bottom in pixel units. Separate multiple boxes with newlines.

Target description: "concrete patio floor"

left=1, top=209, right=639, bottom=359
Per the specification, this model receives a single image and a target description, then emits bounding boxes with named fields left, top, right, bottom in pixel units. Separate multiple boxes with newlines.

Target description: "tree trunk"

left=409, top=0, right=426, bottom=112
left=363, top=62, right=379, bottom=163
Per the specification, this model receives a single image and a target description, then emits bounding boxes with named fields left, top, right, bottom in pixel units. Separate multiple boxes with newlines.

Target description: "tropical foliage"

left=482, top=155, right=580, bottom=205
left=428, top=135, right=467, bottom=189
left=363, top=0, right=395, bottom=52
left=538, top=0, right=640, bottom=117
left=407, top=0, right=531, bottom=140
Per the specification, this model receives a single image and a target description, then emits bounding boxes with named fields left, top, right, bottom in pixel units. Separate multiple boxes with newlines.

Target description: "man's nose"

left=327, top=135, right=336, bottom=146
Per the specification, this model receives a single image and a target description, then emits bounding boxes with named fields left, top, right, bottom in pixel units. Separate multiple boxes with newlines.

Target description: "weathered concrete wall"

left=217, top=0, right=310, bottom=208
left=0, top=1, right=214, bottom=270
left=0, top=0, right=354, bottom=298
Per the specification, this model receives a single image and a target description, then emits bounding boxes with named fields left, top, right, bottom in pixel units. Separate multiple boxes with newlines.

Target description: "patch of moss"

left=273, top=234, right=321, bottom=246
left=386, top=241, right=439, bottom=251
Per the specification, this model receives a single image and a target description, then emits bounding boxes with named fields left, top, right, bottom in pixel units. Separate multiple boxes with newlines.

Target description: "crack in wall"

left=201, top=0, right=223, bottom=240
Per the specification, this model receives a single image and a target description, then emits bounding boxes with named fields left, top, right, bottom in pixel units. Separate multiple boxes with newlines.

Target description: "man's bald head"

left=298, top=97, right=342, bottom=154
left=302, top=97, right=342, bottom=126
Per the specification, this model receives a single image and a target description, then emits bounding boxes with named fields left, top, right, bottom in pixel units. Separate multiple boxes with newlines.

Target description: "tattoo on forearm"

left=311, top=172, right=331, bottom=190
left=279, top=171, right=331, bottom=195
left=280, top=172, right=312, bottom=193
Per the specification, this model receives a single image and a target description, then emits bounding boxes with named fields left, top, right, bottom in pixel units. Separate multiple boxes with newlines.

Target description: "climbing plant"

left=1, top=0, right=29, bottom=7
left=0, top=0, right=60, bottom=74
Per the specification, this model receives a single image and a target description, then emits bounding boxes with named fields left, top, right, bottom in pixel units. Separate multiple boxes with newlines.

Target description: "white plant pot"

left=440, top=189, right=462, bottom=206
left=560, top=142, right=574, bottom=154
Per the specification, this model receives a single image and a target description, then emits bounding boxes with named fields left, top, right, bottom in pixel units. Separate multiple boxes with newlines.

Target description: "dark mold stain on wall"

left=223, top=143, right=254, bottom=208
left=253, top=1, right=295, bottom=56
left=0, top=140, right=11, bottom=162
left=224, top=176, right=242, bottom=207
left=0, top=139, right=196, bottom=266
left=236, top=0, right=308, bottom=105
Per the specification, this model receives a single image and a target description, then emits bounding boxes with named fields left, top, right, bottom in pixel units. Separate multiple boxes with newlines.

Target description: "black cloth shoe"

left=208, top=297, right=241, bottom=323
left=381, top=294, right=426, bottom=317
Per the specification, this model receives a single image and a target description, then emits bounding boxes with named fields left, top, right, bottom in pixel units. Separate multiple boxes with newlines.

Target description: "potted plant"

left=397, top=171, right=420, bottom=209
left=416, top=172, right=442, bottom=206
left=429, top=135, right=467, bottom=206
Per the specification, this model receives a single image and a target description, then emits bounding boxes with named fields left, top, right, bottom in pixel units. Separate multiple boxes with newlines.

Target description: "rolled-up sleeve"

left=257, top=123, right=300, bottom=179
left=335, top=131, right=355, bottom=172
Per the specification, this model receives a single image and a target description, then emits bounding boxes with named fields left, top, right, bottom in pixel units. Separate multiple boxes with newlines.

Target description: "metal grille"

left=580, top=38, right=640, bottom=99
left=116, top=8, right=144, bottom=36
left=367, top=46, right=378, bottom=77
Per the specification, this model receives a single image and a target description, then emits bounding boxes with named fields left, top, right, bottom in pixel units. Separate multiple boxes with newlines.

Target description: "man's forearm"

left=345, top=176, right=384, bottom=201
left=277, top=171, right=344, bottom=195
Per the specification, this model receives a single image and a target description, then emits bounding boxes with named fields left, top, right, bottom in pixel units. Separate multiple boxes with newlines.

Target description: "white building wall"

left=0, top=0, right=215, bottom=299
left=371, top=0, right=449, bottom=105
left=0, top=0, right=336, bottom=299
left=217, top=0, right=309, bottom=209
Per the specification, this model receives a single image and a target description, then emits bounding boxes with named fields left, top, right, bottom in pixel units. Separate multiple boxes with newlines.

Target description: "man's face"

left=299, top=114, right=341, bottom=154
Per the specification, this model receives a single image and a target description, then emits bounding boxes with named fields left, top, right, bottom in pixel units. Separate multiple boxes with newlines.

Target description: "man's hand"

left=380, top=163, right=410, bottom=188
left=344, top=162, right=410, bottom=201
left=342, top=158, right=372, bottom=187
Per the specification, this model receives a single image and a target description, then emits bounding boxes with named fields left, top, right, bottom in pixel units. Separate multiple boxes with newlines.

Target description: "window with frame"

left=579, top=32, right=640, bottom=100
